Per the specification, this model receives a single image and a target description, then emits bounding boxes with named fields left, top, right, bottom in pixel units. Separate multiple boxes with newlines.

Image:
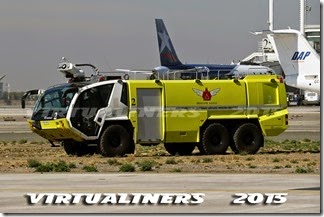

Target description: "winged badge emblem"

left=192, top=88, right=220, bottom=101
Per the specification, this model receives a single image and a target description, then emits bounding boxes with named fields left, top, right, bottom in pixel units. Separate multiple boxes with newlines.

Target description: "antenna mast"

left=268, top=0, right=274, bottom=31
left=300, top=0, right=305, bottom=35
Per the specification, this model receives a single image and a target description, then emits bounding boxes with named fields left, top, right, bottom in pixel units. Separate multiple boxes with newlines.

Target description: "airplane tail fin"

left=267, top=29, right=320, bottom=88
left=155, top=19, right=182, bottom=66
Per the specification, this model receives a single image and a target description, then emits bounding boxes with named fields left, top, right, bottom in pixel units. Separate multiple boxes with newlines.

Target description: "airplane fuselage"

left=166, top=63, right=273, bottom=79
left=167, top=64, right=234, bottom=79
left=296, top=74, right=320, bottom=93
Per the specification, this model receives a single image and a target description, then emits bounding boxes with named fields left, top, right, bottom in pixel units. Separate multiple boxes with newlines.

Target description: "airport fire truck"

left=22, top=59, right=288, bottom=156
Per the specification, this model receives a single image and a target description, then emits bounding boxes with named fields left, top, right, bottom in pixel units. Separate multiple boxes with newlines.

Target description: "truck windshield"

left=32, top=84, right=78, bottom=120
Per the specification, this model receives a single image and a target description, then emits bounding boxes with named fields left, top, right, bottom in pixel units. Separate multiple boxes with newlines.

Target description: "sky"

left=0, top=0, right=320, bottom=91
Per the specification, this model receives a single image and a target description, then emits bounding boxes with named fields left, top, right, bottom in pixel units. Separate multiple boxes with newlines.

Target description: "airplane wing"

left=169, top=66, right=209, bottom=74
left=115, top=69, right=153, bottom=75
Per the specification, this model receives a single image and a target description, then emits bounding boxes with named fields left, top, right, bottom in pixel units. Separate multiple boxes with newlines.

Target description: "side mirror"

left=21, top=89, right=41, bottom=109
left=21, top=98, right=25, bottom=109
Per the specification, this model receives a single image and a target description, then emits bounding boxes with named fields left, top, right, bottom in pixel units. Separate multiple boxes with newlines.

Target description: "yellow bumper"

left=27, top=118, right=84, bottom=142
left=259, top=109, right=288, bottom=136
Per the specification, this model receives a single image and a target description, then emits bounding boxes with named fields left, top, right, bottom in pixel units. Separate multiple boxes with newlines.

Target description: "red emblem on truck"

left=192, top=88, right=220, bottom=101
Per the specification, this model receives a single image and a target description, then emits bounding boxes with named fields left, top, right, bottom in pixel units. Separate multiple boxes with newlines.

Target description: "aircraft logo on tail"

left=158, top=30, right=172, bottom=53
left=291, top=51, right=311, bottom=61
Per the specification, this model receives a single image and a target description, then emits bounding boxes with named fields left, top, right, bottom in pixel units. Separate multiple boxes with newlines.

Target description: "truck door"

left=70, top=84, right=114, bottom=137
left=136, top=88, right=162, bottom=143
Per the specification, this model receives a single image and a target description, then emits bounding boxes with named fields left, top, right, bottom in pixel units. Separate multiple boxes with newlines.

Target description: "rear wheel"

left=99, top=125, right=133, bottom=157
left=202, top=123, right=229, bottom=154
left=229, top=140, right=239, bottom=154
left=229, top=125, right=239, bottom=154
left=164, top=143, right=196, bottom=156
left=233, top=123, right=264, bottom=154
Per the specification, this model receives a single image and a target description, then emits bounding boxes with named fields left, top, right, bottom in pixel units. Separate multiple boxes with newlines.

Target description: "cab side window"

left=120, top=83, right=128, bottom=106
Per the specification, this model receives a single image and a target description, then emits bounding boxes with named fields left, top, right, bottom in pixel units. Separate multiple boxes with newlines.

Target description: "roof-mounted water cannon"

left=57, top=57, right=101, bottom=82
left=58, top=57, right=85, bottom=80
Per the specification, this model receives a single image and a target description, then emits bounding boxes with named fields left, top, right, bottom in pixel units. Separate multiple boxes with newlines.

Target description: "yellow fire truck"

left=23, top=68, right=288, bottom=156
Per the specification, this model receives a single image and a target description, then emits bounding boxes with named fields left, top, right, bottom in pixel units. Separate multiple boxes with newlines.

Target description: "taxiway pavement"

left=0, top=173, right=320, bottom=213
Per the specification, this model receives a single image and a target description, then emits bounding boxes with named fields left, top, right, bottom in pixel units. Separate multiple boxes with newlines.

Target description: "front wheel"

left=62, top=141, right=96, bottom=156
left=63, top=141, right=78, bottom=156
left=99, top=125, right=133, bottom=157
left=233, top=123, right=264, bottom=154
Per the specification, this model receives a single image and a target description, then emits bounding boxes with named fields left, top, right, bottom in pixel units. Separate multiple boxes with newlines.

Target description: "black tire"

left=229, top=126, right=239, bottom=154
left=63, top=141, right=78, bottom=156
left=233, top=123, right=264, bottom=154
left=202, top=123, right=229, bottom=154
left=229, top=139, right=239, bottom=154
left=62, top=141, right=96, bottom=156
left=164, top=143, right=196, bottom=156
left=99, top=125, right=133, bottom=157
left=127, top=140, right=136, bottom=154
